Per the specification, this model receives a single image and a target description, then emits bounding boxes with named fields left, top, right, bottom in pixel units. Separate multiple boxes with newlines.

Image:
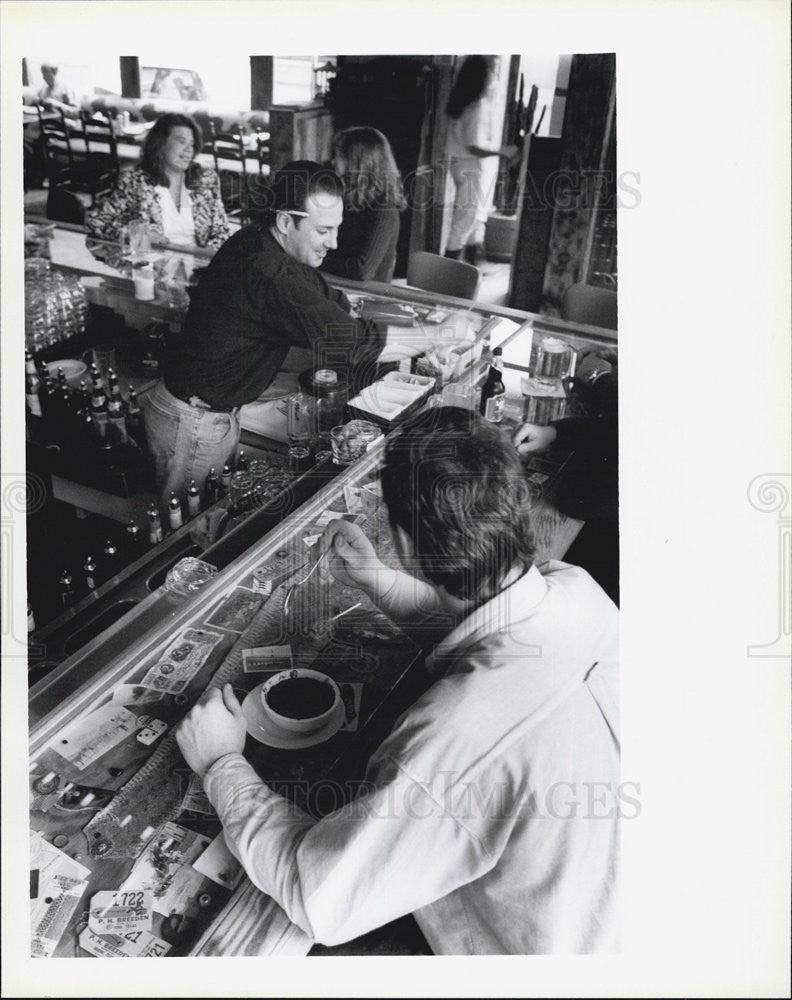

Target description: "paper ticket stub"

left=243, top=645, right=293, bottom=674
left=89, top=889, right=153, bottom=936
left=30, top=873, right=88, bottom=957
left=192, top=832, right=244, bottom=889
left=45, top=703, right=140, bottom=771
left=140, top=628, right=224, bottom=694
left=180, top=774, right=216, bottom=816
left=205, top=587, right=263, bottom=633
left=79, top=926, right=171, bottom=958
left=302, top=533, right=321, bottom=548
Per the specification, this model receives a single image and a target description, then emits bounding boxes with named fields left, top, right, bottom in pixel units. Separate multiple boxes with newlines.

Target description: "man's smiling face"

left=278, top=192, right=343, bottom=268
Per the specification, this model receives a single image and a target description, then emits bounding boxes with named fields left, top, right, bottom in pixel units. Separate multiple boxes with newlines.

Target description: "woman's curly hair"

left=332, top=126, right=406, bottom=213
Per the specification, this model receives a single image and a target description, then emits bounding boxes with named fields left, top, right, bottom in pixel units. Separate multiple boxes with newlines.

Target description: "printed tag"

left=79, top=926, right=171, bottom=958
left=205, top=587, right=263, bottom=633
left=139, top=628, right=223, bottom=694
left=46, top=704, right=140, bottom=770
left=192, top=832, right=244, bottom=889
left=89, top=889, right=153, bottom=936
left=302, top=533, right=321, bottom=548
left=243, top=645, right=293, bottom=674
left=31, top=872, right=88, bottom=957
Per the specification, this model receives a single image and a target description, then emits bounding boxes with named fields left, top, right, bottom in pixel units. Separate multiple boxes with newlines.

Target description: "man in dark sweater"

left=143, top=161, right=384, bottom=506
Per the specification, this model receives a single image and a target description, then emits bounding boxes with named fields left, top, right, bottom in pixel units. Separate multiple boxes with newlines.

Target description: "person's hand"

left=513, top=422, right=557, bottom=454
left=319, top=518, right=390, bottom=596
left=175, top=683, right=246, bottom=780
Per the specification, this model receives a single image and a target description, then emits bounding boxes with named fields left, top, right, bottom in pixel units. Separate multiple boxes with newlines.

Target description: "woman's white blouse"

left=156, top=185, right=196, bottom=246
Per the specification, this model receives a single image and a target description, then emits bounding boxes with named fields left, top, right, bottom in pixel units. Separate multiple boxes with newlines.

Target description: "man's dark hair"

left=381, top=406, right=535, bottom=604
left=446, top=55, right=496, bottom=119
left=259, top=160, right=344, bottom=227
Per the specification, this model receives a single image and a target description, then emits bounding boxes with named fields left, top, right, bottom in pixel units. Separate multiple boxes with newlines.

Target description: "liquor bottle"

left=90, top=370, right=109, bottom=440
left=106, top=370, right=129, bottom=446
left=204, top=467, right=220, bottom=506
left=83, top=554, right=97, bottom=591
left=236, top=449, right=248, bottom=471
left=75, top=380, right=91, bottom=419
left=186, top=479, right=201, bottom=518
left=147, top=504, right=163, bottom=544
left=220, top=463, right=232, bottom=495
left=479, top=347, right=506, bottom=423
left=58, top=569, right=75, bottom=609
left=125, top=387, right=149, bottom=454
left=25, top=350, right=42, bottom=417
left=167, top=491, right=183, bottom=530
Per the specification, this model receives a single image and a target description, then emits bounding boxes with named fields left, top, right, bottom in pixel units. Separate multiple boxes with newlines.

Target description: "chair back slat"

left=406, top=251, right=481, bottom=301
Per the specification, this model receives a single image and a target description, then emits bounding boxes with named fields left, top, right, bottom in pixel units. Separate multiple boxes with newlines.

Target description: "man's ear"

left=273, top=210, right=292, bottom=236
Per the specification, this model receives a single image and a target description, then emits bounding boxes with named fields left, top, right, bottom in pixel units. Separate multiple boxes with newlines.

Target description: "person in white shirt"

left=176, top=406, right=621, bottom=954
left=444, top=55, right=519, bottom=265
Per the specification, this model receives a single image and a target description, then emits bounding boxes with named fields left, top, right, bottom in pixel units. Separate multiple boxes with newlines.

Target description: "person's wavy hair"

left=446, top=55, right=496, bottom=119
left=139, top=113, right=204, bottom=189
left=380, top=406, right=536, bottom=605
left=332, top=126, right=407, bottom=212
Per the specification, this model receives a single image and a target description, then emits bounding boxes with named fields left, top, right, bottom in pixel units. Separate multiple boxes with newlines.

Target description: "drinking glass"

left=533, top=336, right=573, bottom=389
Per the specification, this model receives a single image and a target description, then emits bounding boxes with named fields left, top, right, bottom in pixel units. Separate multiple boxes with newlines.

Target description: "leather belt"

left=164, top=382, right=238, bottom=414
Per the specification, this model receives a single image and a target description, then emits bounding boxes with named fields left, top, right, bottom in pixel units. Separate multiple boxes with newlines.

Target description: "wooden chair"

left=560, top=282, right=618, bottom=331
left=77, top=111, right=120, bottom=202
left=38, top=107, right=76, bottom=190
left=254, top=131, right=270, bottom=175
left=406, top=251, right=481, bottom=301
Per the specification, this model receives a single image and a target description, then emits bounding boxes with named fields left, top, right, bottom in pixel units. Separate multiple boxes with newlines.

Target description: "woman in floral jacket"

left=86, top=112, right=230, bottom=252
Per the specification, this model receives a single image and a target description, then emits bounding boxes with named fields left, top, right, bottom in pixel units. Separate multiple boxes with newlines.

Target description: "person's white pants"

left=447, top=157, right=488, bottom=251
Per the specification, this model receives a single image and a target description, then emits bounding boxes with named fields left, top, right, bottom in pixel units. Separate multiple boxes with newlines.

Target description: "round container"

left=46, top=358, right=87, bottom=387
left=260, top=668, right=341, bottom=734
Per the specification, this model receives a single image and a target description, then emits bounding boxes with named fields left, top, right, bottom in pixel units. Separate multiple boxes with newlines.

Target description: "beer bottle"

left=90, top=370, right=109, bottom=440
left=83, top=554, right=97, bottom=591
left=58, top=569, right=75, bottom=609
left=236, top=449, right=248, bottom=471
left=25, top=350, right=42, bottom=417
left=147, top=504, right=163, bottom=544
left=220, top=463, right=232, bottom=495
left=125, top=387, right=149, bottom=454
left=125, top=518, right=144, bottom=553
left=204, top=467, right=220, bottom=506
left=40, top=376, right=58, bottom=425
left=106, top=370, right=129, bottom=446
left=167, top=491, right=183, bottom=530
left=56, top=366, right=76, bottom=422
left=479, top=347, right=506, bottom=423
left=186, top=479, right=201, bottom=518
left=102, top=539, right=119, bottom=577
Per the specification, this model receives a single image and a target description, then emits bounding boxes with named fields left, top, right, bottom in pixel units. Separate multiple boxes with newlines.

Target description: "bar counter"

left=25, top=219, right=617, bottom=958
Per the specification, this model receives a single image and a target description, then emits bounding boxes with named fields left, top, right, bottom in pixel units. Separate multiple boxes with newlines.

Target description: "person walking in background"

left=320, top=126, right=407, bottom=283
left=444, top=55, right=519, bottom=266
left=85, top=112, right=229, bottom=251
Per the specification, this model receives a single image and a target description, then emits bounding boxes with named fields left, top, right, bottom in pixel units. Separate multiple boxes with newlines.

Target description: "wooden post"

left=541, top=53, right=616, bottom=303
left=250, top=56, right=274, bottom=111
left=119, top=57, right=141, bottom=100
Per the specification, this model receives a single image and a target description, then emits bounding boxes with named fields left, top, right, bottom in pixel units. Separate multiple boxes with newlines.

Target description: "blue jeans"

left=142, top=380, right=240, bottom=508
